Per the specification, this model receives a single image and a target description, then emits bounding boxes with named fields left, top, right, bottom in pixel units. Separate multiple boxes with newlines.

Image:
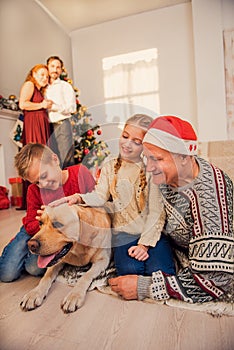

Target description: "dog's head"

left=28, top=203, right=80, bottom=268
left=28, top=203, right=111, bottom=269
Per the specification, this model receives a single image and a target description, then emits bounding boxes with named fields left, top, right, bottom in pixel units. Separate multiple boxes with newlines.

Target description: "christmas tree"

left=60, top=68, right=110, bottom=174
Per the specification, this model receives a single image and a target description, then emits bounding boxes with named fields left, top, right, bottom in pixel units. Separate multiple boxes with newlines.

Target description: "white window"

left=102, top=48, right=160, bottom=124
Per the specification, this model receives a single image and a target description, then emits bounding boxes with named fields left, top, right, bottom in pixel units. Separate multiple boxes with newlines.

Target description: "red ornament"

left=84, top=148, right=89, bottom=155
left=87, top=129, right=93, bottom=137
left=97, top=129, right=102, bottom=135
left=95, top=168, right=101, bottom=180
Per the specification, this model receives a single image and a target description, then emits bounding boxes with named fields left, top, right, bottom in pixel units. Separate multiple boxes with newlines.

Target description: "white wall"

left=0, top=0, right=73, bottom=185
left=71, top=3, right=197, bottom=154
left=71, top=0, right=234, bottom=145
left=71, top=3, right=197, bottom=127
left=0, top=0, right=73, bottom=98
left=0, top=111, right=19, bottom=187
left=191, top=0, right=233, bottom=141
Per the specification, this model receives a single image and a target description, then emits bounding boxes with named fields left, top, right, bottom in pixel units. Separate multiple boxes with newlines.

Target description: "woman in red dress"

left=18, top=64, right=53, bottom=209
left=20, top=64, right=53, bottom=145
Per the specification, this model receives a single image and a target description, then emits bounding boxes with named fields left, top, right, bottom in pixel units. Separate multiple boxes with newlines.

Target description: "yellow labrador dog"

left=20, top=203, right=111, bottom=313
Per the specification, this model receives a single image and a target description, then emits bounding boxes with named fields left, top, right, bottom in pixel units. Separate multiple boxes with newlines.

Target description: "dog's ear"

left=79, top=221, right=99, bottom=246
left=76, top=206, right=111, bottom=228
left=76, top=206, right=98, bottom=246
left=76, top=206, right=111, bottom=248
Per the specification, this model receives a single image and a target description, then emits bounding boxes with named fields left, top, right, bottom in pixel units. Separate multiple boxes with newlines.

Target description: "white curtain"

left=103, top=49, right=160, bottom=123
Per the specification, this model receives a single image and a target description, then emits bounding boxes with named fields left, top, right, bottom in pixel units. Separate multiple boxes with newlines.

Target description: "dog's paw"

left=20, top=288, right=46, bottom=311
left=61, top=291, right=86, bottom=313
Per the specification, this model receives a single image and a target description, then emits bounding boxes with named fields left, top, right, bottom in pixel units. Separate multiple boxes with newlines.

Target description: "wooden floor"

left=0, top=208, right=234, bottom=350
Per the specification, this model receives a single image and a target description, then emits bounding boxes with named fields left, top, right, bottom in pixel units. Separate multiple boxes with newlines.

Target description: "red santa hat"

left=143, top=115, right=198, bottom=155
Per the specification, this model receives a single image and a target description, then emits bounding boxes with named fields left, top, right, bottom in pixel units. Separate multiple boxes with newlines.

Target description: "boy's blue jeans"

left=112, top=232, right=175, bottom=276
left=0, top=226, right=46, bottom=282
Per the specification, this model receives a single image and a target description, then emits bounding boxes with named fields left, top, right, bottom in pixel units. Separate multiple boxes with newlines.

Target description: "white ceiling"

left=36, top=0, right=190, bottom=33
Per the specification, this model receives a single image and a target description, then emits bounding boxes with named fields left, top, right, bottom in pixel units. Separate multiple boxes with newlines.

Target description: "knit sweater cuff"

left=137, top=276, right=152, bottom=300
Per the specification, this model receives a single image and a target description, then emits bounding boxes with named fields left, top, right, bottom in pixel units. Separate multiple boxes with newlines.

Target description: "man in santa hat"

left=109, top=115, right=234, bottom=304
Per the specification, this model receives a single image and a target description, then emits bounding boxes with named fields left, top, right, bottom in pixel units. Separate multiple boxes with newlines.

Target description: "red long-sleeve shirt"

left=22, top=164, right=95, bottom=235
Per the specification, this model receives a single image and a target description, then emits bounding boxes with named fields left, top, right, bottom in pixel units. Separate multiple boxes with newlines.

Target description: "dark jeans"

left=112, top=232, right=175, bottom=276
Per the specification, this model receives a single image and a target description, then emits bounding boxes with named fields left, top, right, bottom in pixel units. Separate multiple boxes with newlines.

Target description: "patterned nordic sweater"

left=138, top=157, right=234, bottom=303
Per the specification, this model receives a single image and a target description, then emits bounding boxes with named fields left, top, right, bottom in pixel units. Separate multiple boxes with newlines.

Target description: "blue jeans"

left=0, top=226, right=46, bottom=282
left=112, top=232, right=175, bottom=276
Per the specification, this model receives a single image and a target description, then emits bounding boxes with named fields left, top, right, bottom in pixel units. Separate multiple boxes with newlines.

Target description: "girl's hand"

left=48, top=193, right=83, bottom=207
left=128, top=244, right=149, bottom=261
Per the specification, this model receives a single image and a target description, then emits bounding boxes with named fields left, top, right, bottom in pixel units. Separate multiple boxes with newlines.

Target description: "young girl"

left=50, top=115, right=175, bottom=276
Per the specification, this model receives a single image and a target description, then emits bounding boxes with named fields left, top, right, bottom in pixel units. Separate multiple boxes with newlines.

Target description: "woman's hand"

left=48, top=193, right=83, bottom=207
left=128, top=244, right=149, bottom=261
left=41, top=99, right=53, bottom=109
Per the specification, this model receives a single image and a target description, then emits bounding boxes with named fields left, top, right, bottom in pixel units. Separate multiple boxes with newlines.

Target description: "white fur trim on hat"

left=143, top=128, right=198, bottom=155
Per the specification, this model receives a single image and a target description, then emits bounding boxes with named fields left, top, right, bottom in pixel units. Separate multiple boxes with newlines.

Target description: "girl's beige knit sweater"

left=80, top=157, right=165, bottom=247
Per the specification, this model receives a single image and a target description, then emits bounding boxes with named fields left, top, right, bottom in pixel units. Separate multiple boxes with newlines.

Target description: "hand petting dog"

left=49, top=193, right=84, bottom=207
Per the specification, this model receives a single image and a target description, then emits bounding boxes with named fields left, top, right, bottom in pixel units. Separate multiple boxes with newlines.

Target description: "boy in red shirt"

left=0, top=143, right=95, bottom=282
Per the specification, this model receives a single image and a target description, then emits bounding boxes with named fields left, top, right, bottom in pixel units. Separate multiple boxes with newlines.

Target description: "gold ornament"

left=9, top=94, right=16, bottom=100
left=74, top=87, right=80, bottom=94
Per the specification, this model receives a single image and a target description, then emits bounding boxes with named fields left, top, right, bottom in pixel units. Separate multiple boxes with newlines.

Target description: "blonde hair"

left=125, top=114, right=153, bottom=130
left=25, top=64, right=48, bottom=95
left=15, top=143, right=54, bottom=179
left=110, top=114, right=153, bottom=213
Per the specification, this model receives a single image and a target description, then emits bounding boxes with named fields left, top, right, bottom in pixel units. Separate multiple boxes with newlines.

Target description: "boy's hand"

left=35, top=205, right=46, bottom=221
left=128, top=244, right=149, bottom=261
left=48, top=194, right=83, bottom=207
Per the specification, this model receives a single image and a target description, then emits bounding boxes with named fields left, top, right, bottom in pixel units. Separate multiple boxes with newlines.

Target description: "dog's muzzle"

left=28, top=239, right=40, bottom=254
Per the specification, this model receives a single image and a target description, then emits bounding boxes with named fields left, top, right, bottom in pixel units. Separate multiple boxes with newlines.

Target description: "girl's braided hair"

left=110, top=114, right=153, bottom=212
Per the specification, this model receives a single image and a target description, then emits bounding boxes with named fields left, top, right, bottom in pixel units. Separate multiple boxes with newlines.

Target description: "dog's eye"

left=52, top=221, right=64, bottom=229
left=39, top=221, right=43, bottom=226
